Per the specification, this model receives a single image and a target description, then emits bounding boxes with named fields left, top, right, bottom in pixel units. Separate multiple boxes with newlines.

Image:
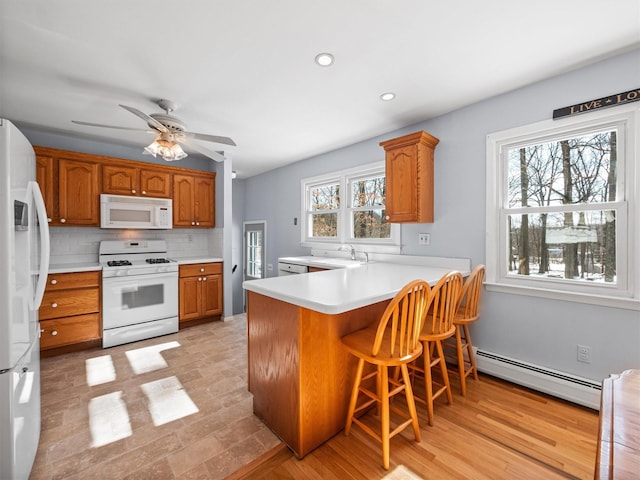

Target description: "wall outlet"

left=577, top=344, right=592, bottom=363
left=418, top=233, right=431, bottom=245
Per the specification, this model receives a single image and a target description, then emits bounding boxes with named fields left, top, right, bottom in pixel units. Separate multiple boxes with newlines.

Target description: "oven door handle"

left=120, top=285, right=140, bottom=293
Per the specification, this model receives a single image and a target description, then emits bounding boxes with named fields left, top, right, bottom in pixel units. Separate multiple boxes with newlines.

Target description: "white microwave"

left=100, top=194, right=173, bottom=229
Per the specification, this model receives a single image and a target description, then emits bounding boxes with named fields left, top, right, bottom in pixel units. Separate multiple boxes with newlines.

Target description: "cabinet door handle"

left=132, top=189, right=137, bottom=194
left=198, top=277, right=202, bottom=281
left=50, top=279, right=58, bottom=285
left=51, top=330, right=58, bottom=336
left=60, top=218, right=66, bottom=223
left=142, top=190, right=146, bottom=195
left=196, top=222, right=200, bottom=226
left=191, top=221, right=196, bottom=225
left=200, top=268, right=205, bottom=272
left=47, top=218, right=52, bottom=223
left=51, top=302, right=58, bottom=308
left=385, top=215, right=390, bottom=220
left=202, top=277, right=207, bottom=281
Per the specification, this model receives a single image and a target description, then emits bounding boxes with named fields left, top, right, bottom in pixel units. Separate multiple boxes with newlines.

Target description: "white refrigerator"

left=0, top=119, right=50, bottom=479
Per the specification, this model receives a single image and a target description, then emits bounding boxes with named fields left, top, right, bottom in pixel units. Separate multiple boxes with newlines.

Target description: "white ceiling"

left=1, top=1, right=639, bottom=178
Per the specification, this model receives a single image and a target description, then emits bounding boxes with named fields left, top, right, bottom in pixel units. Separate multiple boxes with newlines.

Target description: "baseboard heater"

left=475, top=349, right=602, bottom=410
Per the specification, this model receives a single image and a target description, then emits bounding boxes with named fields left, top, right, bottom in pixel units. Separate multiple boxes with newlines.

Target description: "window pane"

left=352, top=210, right=390, bottom=239
left=351, top=176, right=385, bottom=207
left=310, top=183, right=340, bottom=211
left=508, top=130, right=617, bottom=208
left=508, top=210, right=616, bottom=283
left=311, top=213, right=338, bottom=237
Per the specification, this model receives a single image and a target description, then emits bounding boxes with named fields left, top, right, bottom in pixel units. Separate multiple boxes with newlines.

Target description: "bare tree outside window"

left=310, top=183, right=339, bottom=237
left=350, top=175, right=390, bottom=239
left=506, top=129, right=617, bottom=284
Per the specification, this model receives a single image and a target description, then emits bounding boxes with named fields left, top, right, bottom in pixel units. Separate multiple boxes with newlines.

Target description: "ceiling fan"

left=72, top=99, right=236, bottom=162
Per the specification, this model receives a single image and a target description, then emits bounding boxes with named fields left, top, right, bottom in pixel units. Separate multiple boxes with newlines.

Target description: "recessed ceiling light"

left=380, top=92, right=396, bottom=101
left=315, top=53, right=334, bottom=67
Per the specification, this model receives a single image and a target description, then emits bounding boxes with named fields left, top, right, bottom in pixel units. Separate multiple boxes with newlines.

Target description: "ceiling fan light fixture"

left=144, top=136, right=187, bottom=161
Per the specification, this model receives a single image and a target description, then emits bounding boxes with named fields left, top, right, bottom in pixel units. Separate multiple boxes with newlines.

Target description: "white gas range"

left=99, top=240, right=178, bottom=348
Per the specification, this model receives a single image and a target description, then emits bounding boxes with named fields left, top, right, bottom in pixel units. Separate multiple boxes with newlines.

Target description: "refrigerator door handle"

left=28, top=181, right=50, bottom=310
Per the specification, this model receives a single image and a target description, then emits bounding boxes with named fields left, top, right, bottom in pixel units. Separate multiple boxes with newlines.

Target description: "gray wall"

left=242, top=48, right=640, bottom=383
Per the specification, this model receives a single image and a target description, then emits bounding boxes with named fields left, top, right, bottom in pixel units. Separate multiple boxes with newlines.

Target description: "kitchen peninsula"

left=243, top=258, right=470, bottom=457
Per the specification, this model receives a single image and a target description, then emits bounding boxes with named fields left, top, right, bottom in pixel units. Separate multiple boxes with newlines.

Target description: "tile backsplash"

left=49, top=227, right=222, bottom=264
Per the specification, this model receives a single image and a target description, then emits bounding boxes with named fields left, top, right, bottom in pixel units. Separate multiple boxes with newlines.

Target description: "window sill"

left=485, top=282, right=640, bottom=311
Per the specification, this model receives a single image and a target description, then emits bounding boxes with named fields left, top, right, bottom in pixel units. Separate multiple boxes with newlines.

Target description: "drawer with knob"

left=39, top=313, right=101, bottom=349
left=40, top=287, right=100, bottom=320
left=45, top=271, right=100, bottom=291
left=179, top=262, right=222, bottom=277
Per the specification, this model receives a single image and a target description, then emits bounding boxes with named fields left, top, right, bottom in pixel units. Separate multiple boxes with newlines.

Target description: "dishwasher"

left=277, top=261, right=309, bottom=276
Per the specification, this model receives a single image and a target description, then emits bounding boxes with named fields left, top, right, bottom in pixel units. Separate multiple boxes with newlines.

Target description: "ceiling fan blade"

left=184, top=131, right=236, bottom=147
left=72, top=120, right=154, bottom=133
left=183, top=139, right=227, bottom=162
left=119, top=104, right=169, bottom=133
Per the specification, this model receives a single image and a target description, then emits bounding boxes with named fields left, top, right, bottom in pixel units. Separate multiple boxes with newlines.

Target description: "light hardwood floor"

left=233, top=365, right=601, bottom=479
left=31, top=314, right=600, bottom=479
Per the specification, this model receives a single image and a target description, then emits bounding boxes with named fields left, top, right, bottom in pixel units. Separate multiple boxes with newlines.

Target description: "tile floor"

left=30, top=315, right=282, bottom=480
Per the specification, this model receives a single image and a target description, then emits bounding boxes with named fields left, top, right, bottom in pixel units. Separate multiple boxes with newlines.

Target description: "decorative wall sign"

left=553, top=87, right=640, bottom=119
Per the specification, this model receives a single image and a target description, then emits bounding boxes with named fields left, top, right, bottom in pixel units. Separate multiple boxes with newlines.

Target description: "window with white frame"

left=301, top=162, right=400, bottom=251
left=486, top=104, right=639, bottom=308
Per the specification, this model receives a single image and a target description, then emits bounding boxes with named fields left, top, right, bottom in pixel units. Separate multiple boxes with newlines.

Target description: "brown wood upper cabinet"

left=380, top=130, right=439, bottom=223
left=102, top=164, right=171, bottom=198
left=173, top=173, right=215, bottom=227
left=35, top=148, right=100, bottom=226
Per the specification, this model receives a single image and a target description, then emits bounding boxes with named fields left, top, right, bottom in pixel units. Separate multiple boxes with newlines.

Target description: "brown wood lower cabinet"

left=247, top=291, right=388, bottom=458
left=179, top=262, right=223, bottom=325
left=39, top=271, right=101, bottom=354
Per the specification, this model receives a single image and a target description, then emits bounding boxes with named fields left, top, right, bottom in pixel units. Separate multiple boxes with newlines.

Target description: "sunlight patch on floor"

left=88, top=391, right=132, bottom=447
left=383, top=465, right=424, bottom=479
left=125, top=341, right=180, bottom=374
left=140, top=375, right=199, bottom=426
left=86, top=355, right=116, bottom=386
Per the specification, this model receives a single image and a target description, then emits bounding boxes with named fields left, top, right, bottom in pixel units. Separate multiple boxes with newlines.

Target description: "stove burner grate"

left=107, top=260, right=132, bottom=267
left=146, top=258, right=171, bottom=264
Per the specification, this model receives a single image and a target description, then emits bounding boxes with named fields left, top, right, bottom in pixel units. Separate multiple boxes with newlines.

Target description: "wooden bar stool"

left=446, top=264, right=485, bottom=396
left=341, top=280, right=431, bottom=470
left=410, top=271, right=463, bottom=426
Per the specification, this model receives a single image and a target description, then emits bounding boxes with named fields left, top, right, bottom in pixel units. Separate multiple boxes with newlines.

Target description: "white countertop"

left=48, top=263, right=102, bottom=274
left=172, top=256, right=223, bottom=265
left=47, top=256, right=223, bottom=274
left=243, top=262, right=468, bottom=315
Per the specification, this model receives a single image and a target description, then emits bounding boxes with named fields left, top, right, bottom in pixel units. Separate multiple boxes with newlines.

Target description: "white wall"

left=242, top=48, right=640, bottom=383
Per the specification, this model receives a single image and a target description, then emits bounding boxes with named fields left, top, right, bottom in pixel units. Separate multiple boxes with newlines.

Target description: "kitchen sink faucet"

left=339, top=244, right=356, bottom=260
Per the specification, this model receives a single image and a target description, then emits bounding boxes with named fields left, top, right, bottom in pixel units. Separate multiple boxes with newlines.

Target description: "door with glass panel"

left=243, top=221, right=266, bottom=308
